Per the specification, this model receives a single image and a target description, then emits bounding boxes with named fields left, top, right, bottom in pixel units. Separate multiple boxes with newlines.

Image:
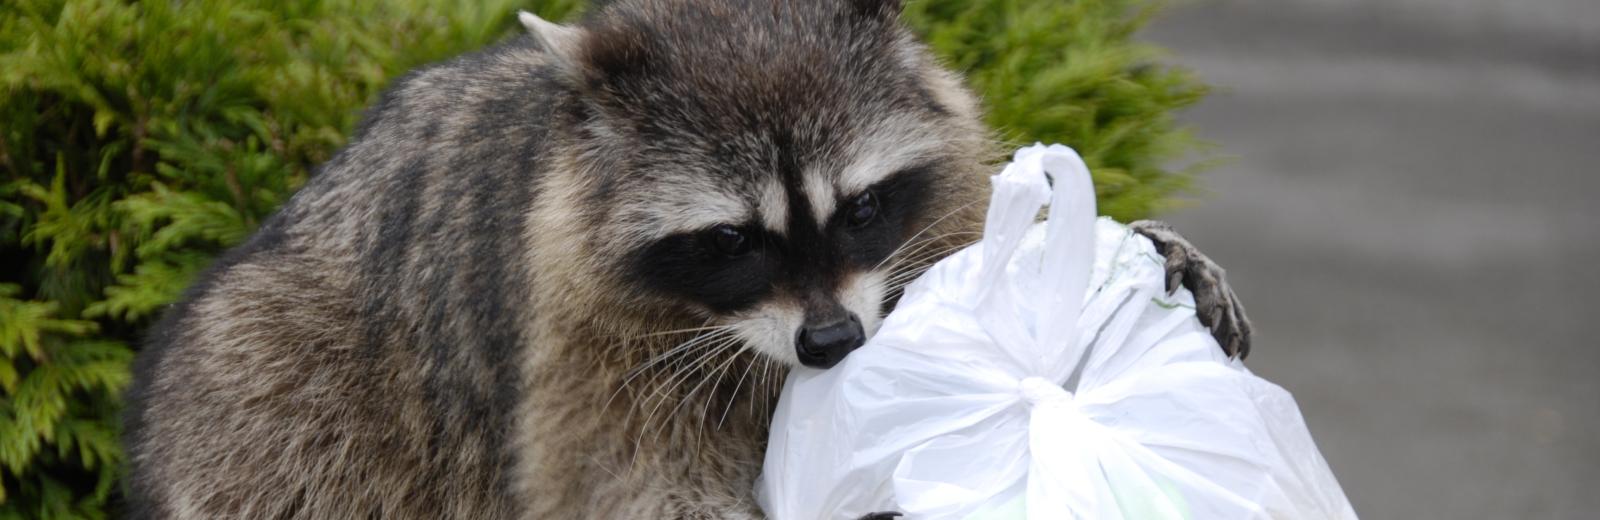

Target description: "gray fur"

left=122, top=1, right=1250, bottom=518
left=1129, top=220, right=1255, bottom=358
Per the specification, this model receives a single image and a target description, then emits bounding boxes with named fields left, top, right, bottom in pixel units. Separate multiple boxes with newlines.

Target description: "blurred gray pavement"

left=1141, top=1, right=1600, bottom=518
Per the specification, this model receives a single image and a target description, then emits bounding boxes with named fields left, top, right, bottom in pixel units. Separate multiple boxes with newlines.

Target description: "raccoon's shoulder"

left=286, top=35, right=574, bottom=239
left=349, top=36, right=571, bottom=151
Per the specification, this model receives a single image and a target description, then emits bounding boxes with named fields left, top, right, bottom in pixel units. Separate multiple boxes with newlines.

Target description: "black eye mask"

left=626, top=163, right=940, bottom=315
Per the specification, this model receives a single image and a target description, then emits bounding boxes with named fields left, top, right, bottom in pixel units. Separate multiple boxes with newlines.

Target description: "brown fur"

left=123, top=1, right=1244, bottom=518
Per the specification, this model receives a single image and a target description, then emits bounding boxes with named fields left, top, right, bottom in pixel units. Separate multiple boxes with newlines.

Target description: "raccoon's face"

left=547, top=0, right=987, bottom=368
left=621, top=134, right=946, bottom=369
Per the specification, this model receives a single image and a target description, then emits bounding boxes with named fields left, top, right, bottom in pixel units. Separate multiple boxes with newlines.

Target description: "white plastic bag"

left=757, top=144, right=1357, bottom=520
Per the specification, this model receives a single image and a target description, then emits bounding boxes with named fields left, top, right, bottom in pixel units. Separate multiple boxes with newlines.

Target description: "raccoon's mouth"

left=726, top=304, right=870, bottom=370
left=726, top=271, right=887, bottom=369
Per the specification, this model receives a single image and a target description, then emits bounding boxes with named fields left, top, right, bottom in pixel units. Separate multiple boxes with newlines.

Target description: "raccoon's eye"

left=708, top=225, right=752, bottom=257
left=845, top=191, right=879, bottom=227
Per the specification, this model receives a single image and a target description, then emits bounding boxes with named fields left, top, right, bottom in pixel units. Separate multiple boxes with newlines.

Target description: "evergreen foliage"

left=0, top=0, right=1205, bottom=516
left=904, top=0, right=1211, bottom=220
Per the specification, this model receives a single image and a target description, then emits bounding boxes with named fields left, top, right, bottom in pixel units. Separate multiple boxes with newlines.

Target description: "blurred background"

left=1142, top=0, right=1600, bottom=518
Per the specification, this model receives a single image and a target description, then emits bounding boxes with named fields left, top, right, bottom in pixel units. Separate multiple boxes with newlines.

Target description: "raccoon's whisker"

left=884, top=264, right=944, bottom=297
left=695, top=344, right=748, bottom=445
left=885, top=240, right=977, bottom=284
left=765, top=359, right=786, bottom=427
left=624, top=327, right=734, bottom=380
left=885, top=231, right=976, bottom=265
left=615, top=317, right=775, bottom=418
left=641, top=334, right=743, bottom=419
left=887, top=252, right=954, bottom=286
left=883, top=275, right=923, bottom=297
left=642, top=335, right=741, bottom=414
left=881, top=231, right=982, bottom=273
left=883, top=272, right=926, bottom=297
left=881, top=234, right=982, bottom=281
left=874, top=230, right=965, bottom=277
left=886, top=256, right=943, bottom=286
left=751, top=356, right=770, bottom=418
left=659, top=340, right=746, bottom=445
left=766, top=358, right=783, bottom=422
left=882, top=244, right=976, bottom=299
left=718, top=348, right=761, bottom=430
left=758, top=356, right=777, bottom=425
left=614, top=329, right=732, bottom=395
left=630, top=335, right=744, bottom=467
left=893, top=229, right=982, bottom=260
left=623, top=323, right=728, bottom=340
left=879, top=233, right=949, bottom=270
left=622, top=331, right=736, bottom=432
left=607, top=328, right=736, bottom=411
left=872, top=198, right=983, bottom=272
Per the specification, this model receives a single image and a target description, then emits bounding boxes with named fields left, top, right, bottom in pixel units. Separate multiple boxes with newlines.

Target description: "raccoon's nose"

left=795, top=313, right=865, bottom=369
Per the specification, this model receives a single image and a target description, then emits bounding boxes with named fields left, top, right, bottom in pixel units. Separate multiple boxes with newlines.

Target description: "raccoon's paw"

left=857, top=512, right=904, bottom=520
left=1129, top=220, right=1254, bottom=359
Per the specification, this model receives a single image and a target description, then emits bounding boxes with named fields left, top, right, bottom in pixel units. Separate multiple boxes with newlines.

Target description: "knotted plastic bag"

left=757, top=144, right=1357, bottom=520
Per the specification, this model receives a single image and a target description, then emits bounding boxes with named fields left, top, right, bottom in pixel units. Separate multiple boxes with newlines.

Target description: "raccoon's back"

left=121, top=37, right=565, bottom=518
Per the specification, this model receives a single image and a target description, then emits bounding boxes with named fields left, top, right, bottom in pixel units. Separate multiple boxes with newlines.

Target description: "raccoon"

left=122, top=0, right=1251, bottom=518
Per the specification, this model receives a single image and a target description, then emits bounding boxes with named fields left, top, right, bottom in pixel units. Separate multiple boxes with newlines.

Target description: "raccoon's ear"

left=573, top=22, right=655, bottom=89
left=518, top=11, right=584, bottom=63
left=850, top=0, right=902, bottom=20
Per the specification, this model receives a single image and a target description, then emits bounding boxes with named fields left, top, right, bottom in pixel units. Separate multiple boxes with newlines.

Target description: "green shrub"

left=905, top=0, right=1210, bottom=220
left=0, top=0, right=580, bottom=517
left=0, top=0, right=1204, bottom=517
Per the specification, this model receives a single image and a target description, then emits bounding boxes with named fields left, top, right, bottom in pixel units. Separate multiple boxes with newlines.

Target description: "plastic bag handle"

left=974, top=144, right=1098, bottom=381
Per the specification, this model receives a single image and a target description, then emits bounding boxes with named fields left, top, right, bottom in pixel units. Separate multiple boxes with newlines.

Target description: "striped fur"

left=123, top=1, right=1251, bottom=517
left=124, top=0, right=987, bottom=517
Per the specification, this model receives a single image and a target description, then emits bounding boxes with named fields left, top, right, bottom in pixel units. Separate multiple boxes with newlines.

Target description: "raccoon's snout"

left=795, top=313, right=865, bottom=369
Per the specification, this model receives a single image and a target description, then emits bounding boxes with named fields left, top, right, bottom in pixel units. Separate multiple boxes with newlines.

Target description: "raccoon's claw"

left=857, top=512, right=904, bottom=520
left=1129, top=220, right=1254, bottom=359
